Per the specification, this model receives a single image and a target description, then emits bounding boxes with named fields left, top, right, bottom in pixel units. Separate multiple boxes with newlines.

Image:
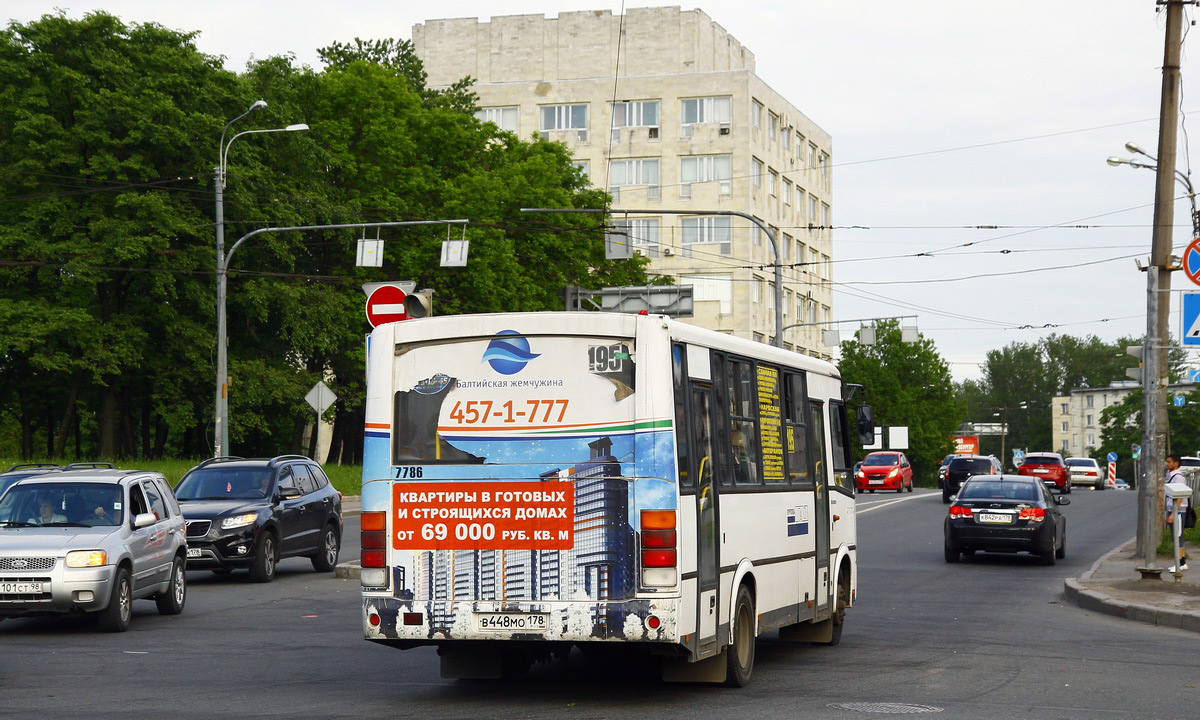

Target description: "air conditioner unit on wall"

left=663, top=247, right=675, bottom=256
left=719, top=122, right=731, bottom=136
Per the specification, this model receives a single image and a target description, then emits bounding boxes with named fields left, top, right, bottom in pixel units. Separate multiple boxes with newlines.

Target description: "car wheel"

left=724, top=584, right=756, bottom=687
left=249, top=531, right=278, bottom=583
left=1063, top=482, right=1072, bottom=495
left=944, top=538, right=960, bottom=563
left=98, top=566, right=132, bottom=632
left=868, top=489, right=875, bottom=494
left=906, top=481, right=913, bottom=493
left=1039, top=542, right=1058, bottom=566
left=311, top=523, right=340, bottom=573
left=155, top=555, right=187, bottom=615
left=1056, top=533, right=1066, bottom=560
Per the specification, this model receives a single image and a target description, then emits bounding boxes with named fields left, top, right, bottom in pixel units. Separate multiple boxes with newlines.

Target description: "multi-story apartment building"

left=1052, top=380, right=1195, bottom=457
left=413, top=7, right=835, bottom=357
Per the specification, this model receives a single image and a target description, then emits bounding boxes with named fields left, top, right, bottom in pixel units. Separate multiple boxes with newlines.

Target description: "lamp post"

left=993, top=402, right=1027, bottom=469
left=1107, top=144, right=1200, bottom=236
left=214, top=101, right=309, bottom=457
left=520, top=207, right=785, bottom=347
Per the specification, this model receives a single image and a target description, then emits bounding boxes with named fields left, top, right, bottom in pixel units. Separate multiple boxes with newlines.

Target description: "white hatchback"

left=1064, top=457, right=1105, bottom=490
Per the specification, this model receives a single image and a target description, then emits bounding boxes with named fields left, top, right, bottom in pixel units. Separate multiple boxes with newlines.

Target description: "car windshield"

left=960, top=481, right=1040, bottom=501
left=175, top=467, right=274, bottom=500
left=0, top=482, right=124, bottom=527
left=948, top=458, right=992, bottom=473
left=863, top=454, right=900, bottom=467
left=1065, top=458, right=1096, bottom=467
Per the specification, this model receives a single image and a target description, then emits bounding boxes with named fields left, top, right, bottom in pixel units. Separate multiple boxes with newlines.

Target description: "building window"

left=571, top=160, right=589, bottom=180
left=808, top=195, right=818, bottom=224
left=681, top=217, right=732, bottom=257
left=796, top=187, right=806, bottom=217
left=782, top=128, right=791, bottom=152
left=768, top=169, right=778, bottom=197
left=607, top=159, right=660, bottom=200
left=475, top=106, right=518, bottom=132
left=752, top=224, right=762, bottom=248
left=1087, top=414, right=1094, bottom=426
left=752, top=158, right=763, bottom=188
left=822, top=203, right=831, bottom=228
left=751, top=100, right=762, bottom=129
left=809, top=143, right=817, bottom=170
left=767, top=112, right=778, bottom=142
left=612, top=218, right=661, bottom=257
left=796, top=132, right=805, bottom=159
left=782, top=233, right=792, bottom=262
left=610, top=100, right=659, bottom=140
left=797, top=240, right=806, bottom=265
left=1061, top=403, right=1069, bottom=414
left=682, top=273, right=733, bottom=313
left=783, top=289, right=791, bottom=318
left=540, top=104, right=588, bottom=142
left=680, top=155, right=732, bottom=197
left=783, top=179, right=792, bottom=205
left=1086, top=395, right=1094, bottom=408
left=1087, top=433, right=1095, bottom=446
left=820, top=152, right=830, bottom=182
left=796, top=296, right=804, bottom=319
left=753, top=277, right=763, bottom=303
left=1061, top=421, right=1068, bottom=432
left=680, top=96, right=731, bottom=136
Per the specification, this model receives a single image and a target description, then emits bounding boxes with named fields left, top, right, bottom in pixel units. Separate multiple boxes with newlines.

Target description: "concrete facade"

left=1052, top=380, right=1195, bottom=457
left=413, top=7, right=835, bottom=358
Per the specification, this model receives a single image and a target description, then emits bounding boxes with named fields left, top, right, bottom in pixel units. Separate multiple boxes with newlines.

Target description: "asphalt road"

left=2, top=489, right=1196, bottom=719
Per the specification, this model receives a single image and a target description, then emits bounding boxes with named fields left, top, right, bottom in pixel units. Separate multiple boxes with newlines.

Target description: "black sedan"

left=944, top=474, right=1069, bottom=565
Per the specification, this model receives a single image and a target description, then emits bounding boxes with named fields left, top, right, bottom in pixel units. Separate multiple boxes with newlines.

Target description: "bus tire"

left=724, top=584, right=756, bottom=687
left=824, top=573, right=851, bottom=647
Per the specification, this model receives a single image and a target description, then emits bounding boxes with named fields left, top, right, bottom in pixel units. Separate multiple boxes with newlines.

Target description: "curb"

left=335, top=561, right=361, bottom=580
left=1063, top=541, right=1200, bottom=634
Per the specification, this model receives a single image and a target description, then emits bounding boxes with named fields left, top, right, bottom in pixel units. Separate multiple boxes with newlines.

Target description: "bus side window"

left=829, top=401, right=854, bottom=492
left=785, top=372, right=811, bottom=487
left=710, top=353, right=732, bottom=487
left=672, top=344, right=692, bottom=489
left=809, top=400, right=827, bottom=491
left=727, top=359, right=759, bottom=486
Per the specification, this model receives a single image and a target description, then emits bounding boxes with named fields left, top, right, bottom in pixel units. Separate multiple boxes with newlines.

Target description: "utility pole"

left=1138, top=0, right=1184, bottom=572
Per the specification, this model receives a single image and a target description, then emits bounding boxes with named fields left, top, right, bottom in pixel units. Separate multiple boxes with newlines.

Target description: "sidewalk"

left=1064, top=539, right=1200, bottom=633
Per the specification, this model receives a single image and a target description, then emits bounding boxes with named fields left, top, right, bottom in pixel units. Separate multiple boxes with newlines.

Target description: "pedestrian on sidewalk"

left=1165, top=454, right=1190, bottom=572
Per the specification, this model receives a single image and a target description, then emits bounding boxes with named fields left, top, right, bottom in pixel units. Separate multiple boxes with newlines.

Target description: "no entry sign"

left=1183, top=237, right=1200, bottom=287
left=365, top=284, right=409, bottom=328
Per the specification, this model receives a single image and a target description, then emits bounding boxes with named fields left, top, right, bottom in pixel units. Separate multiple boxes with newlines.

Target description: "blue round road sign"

left=1184, top=237, right=1200, bottom=287
left=1107, top=452, right=1118, bottom=462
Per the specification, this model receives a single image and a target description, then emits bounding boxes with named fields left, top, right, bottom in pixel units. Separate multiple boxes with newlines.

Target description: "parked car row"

left=0, top=455, right=342, bottom=632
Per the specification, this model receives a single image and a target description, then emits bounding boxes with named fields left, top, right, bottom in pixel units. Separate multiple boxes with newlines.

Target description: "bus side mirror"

left=856, top=405, right=875, bottom=445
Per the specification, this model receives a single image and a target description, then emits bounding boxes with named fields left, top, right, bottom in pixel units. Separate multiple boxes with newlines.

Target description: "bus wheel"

left=724, top=584, right=756, bottom=687
left=824, top=574, right=851, bottom=646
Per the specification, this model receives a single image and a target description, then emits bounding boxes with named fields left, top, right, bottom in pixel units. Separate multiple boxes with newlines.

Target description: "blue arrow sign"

left=1185, top=293, right=1200, bottom=346
left=1107, top=452, right=1118, bottom=462
left=1175, top=394, right=1187, bottom=407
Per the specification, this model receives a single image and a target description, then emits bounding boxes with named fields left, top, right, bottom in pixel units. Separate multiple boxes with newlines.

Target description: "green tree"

left=838, top=320, right=961, bottom=482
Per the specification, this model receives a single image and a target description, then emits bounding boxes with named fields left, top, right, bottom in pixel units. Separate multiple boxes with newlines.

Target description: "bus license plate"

left=186, top=548, right=202, bottom=558
left=978, top=513, right=1012, bottom=524
left=476, top=612, right=548, bottom=632
left=0, top=581, right=43, bottom=594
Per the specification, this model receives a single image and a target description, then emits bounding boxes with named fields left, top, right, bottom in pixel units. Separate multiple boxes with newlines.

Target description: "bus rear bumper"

left=362, top=596, right=681, bottom=644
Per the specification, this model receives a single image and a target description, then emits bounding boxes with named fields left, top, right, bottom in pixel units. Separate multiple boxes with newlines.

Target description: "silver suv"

left=0, top=469, right=188, bottom=632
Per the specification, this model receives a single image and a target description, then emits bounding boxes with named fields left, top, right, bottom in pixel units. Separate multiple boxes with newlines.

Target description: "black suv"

left=174, top=455, right=342, bottom=583
left=942, top=454, right=1003, bottom=503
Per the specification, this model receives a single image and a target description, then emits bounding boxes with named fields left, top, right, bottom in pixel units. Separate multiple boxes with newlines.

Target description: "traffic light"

left=404, top=289, right=434, bottom=318
left=1125, top=345, right=1143, bottom=381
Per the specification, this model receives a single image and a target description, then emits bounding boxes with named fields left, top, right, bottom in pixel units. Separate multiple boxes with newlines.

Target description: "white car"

left=1064, top=457, right=1105, bottom=490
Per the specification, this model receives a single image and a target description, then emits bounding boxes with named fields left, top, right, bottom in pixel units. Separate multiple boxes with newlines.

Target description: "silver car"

left=0, top=469, right=187, bottom=632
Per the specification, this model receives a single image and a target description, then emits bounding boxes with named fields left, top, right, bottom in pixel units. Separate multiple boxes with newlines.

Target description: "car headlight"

left=887, top=468, right=899, bottom=478
left=221, top=513, right=259, bottom=529
left=65, top=550, right=107, bottom=567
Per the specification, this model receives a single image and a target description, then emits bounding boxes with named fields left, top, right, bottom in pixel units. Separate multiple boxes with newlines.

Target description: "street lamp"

left=1108, top=142, right=1200, bottom=236
left=214, top=101, right=309, bottom=457
left=992, top=402, right=1027, bottom=469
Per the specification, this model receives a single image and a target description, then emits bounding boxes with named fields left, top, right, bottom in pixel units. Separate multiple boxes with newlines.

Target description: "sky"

left=9, top=1, right=1200, bottom=381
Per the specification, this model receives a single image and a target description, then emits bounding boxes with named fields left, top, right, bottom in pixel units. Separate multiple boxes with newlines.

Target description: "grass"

left=1, top=457, right=363, bottom=498
left=1157, top=524, right=1197, bottom=559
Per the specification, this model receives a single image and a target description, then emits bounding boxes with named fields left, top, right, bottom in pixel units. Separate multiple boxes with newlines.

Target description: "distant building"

left=413, top=7, right=835, bottom=358
left=1052, top=380, right=1196, bottom=457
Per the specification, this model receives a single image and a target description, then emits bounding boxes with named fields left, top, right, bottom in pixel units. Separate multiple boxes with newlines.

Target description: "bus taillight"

left=640, top=509, right=677, bottom=587
left=361, top=511, right=387, bottom=569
